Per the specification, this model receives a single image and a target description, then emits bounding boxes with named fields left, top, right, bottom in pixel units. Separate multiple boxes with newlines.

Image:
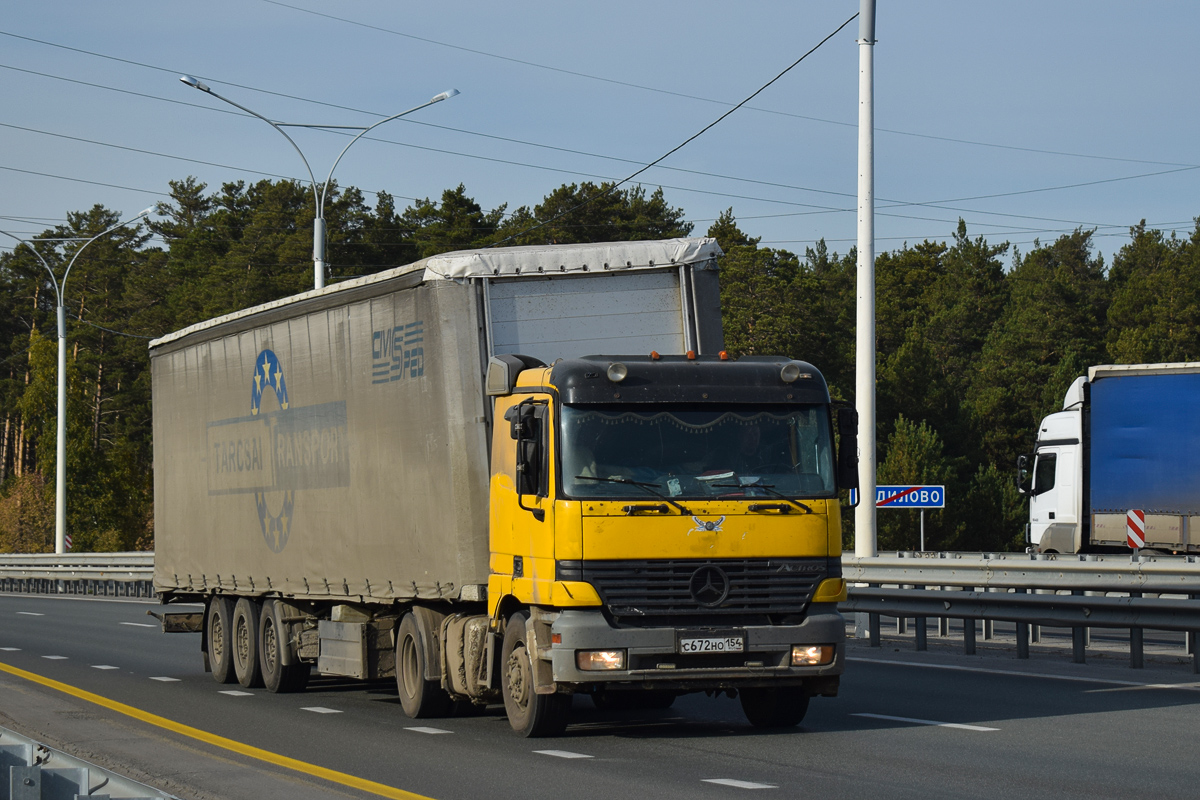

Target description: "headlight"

left=576, top=649, right=626, bottom=670
left=791, top=644, right=835, bottom=666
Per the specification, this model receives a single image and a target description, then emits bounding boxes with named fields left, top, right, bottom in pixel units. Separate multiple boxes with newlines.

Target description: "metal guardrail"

left=4, top=550, right=1198, bottom=671
left=0, top=723, right=176, bottom=799
left=0, top=553, right=154, bottom=599
left=843, top=552, right=1200, bottom=673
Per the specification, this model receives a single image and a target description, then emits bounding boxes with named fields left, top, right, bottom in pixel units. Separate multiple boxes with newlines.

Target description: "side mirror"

left=836, top=407, right=859, bottom=492
left=507, top=401, right=547, bottom=520
left=1016, top=453, right=1033, bottom=495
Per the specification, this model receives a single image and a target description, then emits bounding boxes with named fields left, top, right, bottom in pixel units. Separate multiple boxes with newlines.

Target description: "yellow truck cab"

left=484, top=353, right=853, bottom=735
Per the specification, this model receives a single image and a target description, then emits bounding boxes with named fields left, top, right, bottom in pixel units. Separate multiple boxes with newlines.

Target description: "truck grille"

left=556, top=558, right=835, bottom=626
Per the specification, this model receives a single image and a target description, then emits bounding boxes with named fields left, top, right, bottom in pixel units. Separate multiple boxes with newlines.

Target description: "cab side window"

left=1033, top=453, right=1057, bottom=495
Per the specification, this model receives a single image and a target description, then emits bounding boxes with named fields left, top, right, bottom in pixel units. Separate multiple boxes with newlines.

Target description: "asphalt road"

left=2, top=593, right=1199, bottom=800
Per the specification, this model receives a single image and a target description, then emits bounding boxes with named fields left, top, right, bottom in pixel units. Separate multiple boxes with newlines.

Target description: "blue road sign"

left=849, top=485, right=945, bottom=508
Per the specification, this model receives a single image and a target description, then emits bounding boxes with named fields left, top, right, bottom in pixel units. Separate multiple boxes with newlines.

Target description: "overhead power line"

left=1, top=22, right=1192, bottom=170
left=491, top=12, right=861, bottom=245
left=255, top=1, right=1196, bottom=170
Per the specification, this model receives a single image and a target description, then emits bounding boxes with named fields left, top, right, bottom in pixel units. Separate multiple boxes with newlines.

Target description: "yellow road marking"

left=0, top=660, right=434, bottom=800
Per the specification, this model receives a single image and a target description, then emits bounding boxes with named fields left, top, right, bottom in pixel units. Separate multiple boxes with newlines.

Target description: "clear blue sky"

left=2, top=1, right=1197, bottom=266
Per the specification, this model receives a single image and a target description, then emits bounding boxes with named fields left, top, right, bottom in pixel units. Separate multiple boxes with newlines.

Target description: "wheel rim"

left=236, top=616, right=249, bottom=665
left=263, top=620, right=278, bottom=674
left=211, top=614, right=225, bottom=663
left=505, top=645, right=530, bottom=711
left=400, top=634, right=419, bottom=699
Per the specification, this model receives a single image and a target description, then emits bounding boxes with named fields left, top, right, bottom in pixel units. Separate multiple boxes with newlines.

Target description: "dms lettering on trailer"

left=372, top=320, right=425, bottom=384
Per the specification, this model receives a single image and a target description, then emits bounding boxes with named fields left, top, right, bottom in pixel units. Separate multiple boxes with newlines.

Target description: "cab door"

left=1028, top=450, right=1059, bottom=546
left=490, top=395, right=556, bottom=604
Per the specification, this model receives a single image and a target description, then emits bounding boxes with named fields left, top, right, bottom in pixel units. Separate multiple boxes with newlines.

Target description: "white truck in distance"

left=1019, top=362, right=1200, bottom=554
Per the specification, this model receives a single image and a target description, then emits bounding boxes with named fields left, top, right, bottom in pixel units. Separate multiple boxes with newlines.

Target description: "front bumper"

left=547, top=604, right=845, bottom=690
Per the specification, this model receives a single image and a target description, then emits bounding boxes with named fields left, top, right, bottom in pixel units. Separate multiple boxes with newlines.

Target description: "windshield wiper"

left=574, top=475, right=692, bottom=515
left=711, top=481, right=813, bottom=514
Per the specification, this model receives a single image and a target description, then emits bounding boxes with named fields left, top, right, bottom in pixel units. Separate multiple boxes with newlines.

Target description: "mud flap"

left=527, top=609, right=559, bottom=695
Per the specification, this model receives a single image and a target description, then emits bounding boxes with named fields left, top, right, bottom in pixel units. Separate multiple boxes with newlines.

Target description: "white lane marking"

left=0, top=647, right=20, bottom=652
left=702, top=779, right=777, bottom=789
left=847, top=655, right=1200, bottom=692
left=219, top=690, right=254, bottom=696
left=92, top=665, right=119, bottom=670
left=150, top=676, right=181, bottom=682
left=1087, top=683, right=1200, bottom=694
left=534, top=750, right=592, bottom=759
left=301, top=706, right=342, bottom=714
left=42, top=655, right=67, bottom=660
left=119, top=622, right=157, bottom=628
left=16, top=612, right=44, bottom=616
left=405, top=726, right=452, bottom=735
left=852, top=713, right=998, bottom=732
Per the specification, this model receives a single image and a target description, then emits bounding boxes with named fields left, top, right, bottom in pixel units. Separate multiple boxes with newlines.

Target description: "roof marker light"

left=781, top=363, right=801, bottom=383
left=650, top=351, right=660, bottom=360
left=607, top=362, right=628, bottom=382
left=686, top=350, right=696, bottom=360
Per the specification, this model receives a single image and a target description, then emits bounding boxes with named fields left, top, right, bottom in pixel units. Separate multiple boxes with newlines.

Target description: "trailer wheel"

left=259, top=600, right=310, bottom=693
left=501, top=612, right=569, bottom=738
left=739, top=686, right=809, bottom=728
left=232, top=597, right=264, bottom=688
left=206, top=597, right=237, bottom=684
left=396, top=613, right=452, bottom=718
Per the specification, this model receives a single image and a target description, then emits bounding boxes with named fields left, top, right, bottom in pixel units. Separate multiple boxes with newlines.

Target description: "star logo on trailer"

left=251, top=349, right=293, bottom=554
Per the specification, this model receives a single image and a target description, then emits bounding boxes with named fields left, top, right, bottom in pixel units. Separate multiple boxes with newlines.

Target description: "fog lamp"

left=576, top=649, right=626, bottom=671
left=607, top=362, right=628, bottom=382
left=791, top=644, right=835, bottom=666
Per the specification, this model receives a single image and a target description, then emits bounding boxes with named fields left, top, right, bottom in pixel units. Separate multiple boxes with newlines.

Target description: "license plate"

left=677, top=631, right=746, bottom=654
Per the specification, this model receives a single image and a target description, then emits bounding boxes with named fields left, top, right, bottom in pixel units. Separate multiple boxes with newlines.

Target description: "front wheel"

left=739, top=686, right=809, bottom=728
left=501, top=612, right=570, bottom=737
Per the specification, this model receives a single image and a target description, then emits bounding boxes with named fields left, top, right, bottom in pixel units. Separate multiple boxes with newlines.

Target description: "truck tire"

left=206, top=596, right=236, bottom=684
left=396, top=613, right=452, bottom=718
left=501, top=611, right=569, bottom=737
left=258, top=600, right=309, bottom=693
left=739, top=686, right=809, bottom=728
left=232, top=597, right=264, bottom=688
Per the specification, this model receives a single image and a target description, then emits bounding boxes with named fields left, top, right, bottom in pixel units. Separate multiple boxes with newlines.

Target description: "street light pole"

left=1, top=207, right=152, bottom=554
left=854, top=0, right=878, bottom=558
left=180, top=76, right=460, bottom=290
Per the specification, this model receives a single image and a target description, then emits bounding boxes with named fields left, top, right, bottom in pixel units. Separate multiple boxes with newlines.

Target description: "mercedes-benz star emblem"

left=689, top=565, right=731, bottom=607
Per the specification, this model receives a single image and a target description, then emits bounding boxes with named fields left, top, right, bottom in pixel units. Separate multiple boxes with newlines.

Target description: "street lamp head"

left=431, top=89, right=461, bottom=103
left=138, top=206, right=155, bottom=218
left=180, top=75, right=211, bottom=93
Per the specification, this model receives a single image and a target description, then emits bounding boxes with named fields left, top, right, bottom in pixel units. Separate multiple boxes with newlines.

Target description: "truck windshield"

left=560, top=404, right=835, bottom=500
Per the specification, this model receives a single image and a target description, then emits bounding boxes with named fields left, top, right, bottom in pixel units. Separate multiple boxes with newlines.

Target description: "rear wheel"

left=232, top=597, right=264, bottom=688
left=396, top=612, right=452, bottom=718
left=502, top=612, right=570, bottom=737
left=205, top=597, right=236, bottom=684
left=258, top=600, right=310, bottom=693
left=739, top=686, right=809, bottom=728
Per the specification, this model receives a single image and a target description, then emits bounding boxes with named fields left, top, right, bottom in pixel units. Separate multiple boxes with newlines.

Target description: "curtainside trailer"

left=152, top=237, right=855, bottom=736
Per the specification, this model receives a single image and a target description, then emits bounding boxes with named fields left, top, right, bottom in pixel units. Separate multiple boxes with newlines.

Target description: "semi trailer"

left=151, top=237, right=856, bottom=736
left=1020, top=362, right=1200, bottom=554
